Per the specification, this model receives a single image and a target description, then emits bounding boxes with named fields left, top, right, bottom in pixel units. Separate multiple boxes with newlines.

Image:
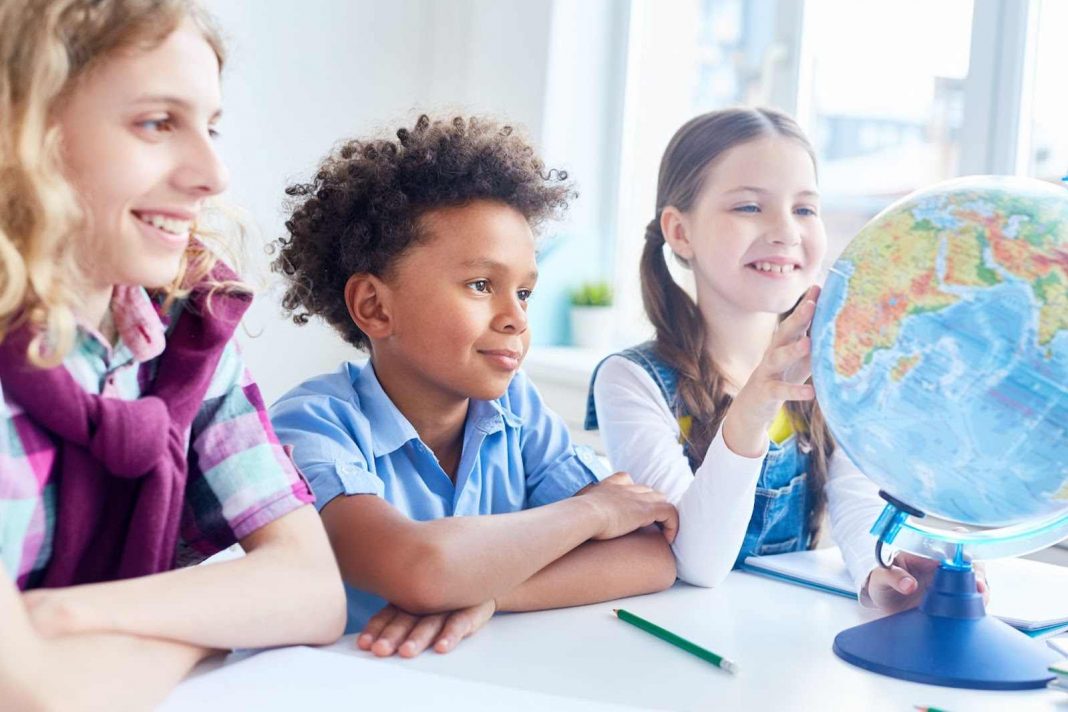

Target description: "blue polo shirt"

left=269, top=360, right=605, bottom=631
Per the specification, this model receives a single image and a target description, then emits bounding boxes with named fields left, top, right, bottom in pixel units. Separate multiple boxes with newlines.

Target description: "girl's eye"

left=518, top=289, right=533, bottom=302
left=468, top=279, right=490, bottom=293
left=795, top=206, right=819, bottom=217
left=734, top=204, right=760, bottom=214
left=137, top=116, right=174, bottom=133
left=208, top=125, right=221, bottom=140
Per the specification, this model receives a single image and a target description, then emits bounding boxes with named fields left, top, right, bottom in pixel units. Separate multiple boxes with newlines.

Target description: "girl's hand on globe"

left=722, top=286, right=820, bottom=458
left=864, top=552, right=990, bottom=613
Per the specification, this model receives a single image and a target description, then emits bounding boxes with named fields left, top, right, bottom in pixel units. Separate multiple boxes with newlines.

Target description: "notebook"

left=741, top=547, right=1068, bottom=637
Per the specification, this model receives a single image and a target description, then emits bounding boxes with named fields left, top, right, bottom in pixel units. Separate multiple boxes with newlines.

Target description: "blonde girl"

left=0, top=2, right=344, bottom=707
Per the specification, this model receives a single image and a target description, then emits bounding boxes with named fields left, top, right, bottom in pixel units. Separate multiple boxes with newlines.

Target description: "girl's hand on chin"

left=721, top=285, right=820, bottom=458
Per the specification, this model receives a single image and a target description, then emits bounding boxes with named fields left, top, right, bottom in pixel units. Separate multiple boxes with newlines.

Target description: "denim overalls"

left=585, top=342, right=811, bottom=566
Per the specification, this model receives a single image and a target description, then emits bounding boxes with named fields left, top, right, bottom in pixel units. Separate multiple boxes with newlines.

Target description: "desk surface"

left=171, top=572, right=1066, bottom=711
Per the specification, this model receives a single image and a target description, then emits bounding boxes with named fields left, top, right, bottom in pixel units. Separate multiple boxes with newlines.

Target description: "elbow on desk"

left=311, top=573, right=349, bottom=644
left=650, top=551, right=679, bottom=592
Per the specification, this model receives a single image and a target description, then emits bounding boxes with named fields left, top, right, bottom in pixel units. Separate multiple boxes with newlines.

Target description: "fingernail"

left=902, top=577, right=916, bottom=593
left=357, top=634, right=372, bottom=647
left=401, top=642, right=415, bottom=654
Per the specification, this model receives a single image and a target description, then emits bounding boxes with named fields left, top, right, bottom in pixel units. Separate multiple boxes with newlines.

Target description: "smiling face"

left=668, top=135, right=827, bottom=316
left=56, top=19, right=228, bottom=293
left=372, top=199, right=537, bottom=404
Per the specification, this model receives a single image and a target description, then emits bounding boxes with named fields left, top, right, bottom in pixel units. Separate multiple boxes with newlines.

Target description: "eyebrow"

left=130, top=94, right=222, bottom=120
left=459, top=257, right=538, bottom=280
left=725, top=186, right=820, bottom=198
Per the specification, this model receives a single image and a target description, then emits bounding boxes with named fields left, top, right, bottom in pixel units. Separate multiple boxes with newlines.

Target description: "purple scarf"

left=0, top=263, right=251, bottom=587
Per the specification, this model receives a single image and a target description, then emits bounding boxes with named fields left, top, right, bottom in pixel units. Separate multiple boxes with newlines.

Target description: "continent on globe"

left=811, top=176, right=1068, bottom=527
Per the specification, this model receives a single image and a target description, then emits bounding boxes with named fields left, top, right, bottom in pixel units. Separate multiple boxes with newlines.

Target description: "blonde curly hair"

left=0, top=0, right=234, bottom=367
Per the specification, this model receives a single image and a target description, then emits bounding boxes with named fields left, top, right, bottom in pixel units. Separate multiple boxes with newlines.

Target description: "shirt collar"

left=111, top=286, right=166, bottom=362
left=353, top=361, right=523, bottom=457
left=76, top=286, right=167, bottom=364
left=353, top=362, right=423, bottom=457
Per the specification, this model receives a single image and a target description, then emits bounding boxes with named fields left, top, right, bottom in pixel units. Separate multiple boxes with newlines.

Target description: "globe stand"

left=832, top=492, right=1065, bottom=689
left=833, top=564, right=1058, bottom=690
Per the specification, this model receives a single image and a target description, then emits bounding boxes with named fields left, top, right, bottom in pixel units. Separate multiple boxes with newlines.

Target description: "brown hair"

left=639, top=106, right=834, bottom=545
left=0, top=0, right=229, bottom=366
left=273, top=114, right=573, bottom=350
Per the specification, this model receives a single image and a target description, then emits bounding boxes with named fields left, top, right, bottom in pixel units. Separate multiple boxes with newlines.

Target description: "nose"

left=174, top=130, right=229, bottom=198
left=491, top=293, right=529, bottom=334
left=765, top=208, right=801, bottom=247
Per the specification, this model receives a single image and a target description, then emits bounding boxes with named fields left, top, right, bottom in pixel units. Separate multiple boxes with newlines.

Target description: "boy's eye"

left=518, top=289, right=533, bottom=302
left=208, top=125, right=221, bottom=140
left=467, top=279, right=490, bottom=293
left=795, top=206, right=819, bottom=217
left=733, top=204, right=760, bottom=214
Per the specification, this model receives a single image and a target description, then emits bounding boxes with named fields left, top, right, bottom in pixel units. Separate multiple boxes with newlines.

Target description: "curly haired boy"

left=270, top=115, right=678, bottom=657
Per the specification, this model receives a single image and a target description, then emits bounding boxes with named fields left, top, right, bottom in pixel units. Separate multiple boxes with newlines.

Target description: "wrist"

left=858, top=567, right=880, bottom=608
left=569, top=490, right=608, bottom=539
left=721, top=410, right=769, bottom=459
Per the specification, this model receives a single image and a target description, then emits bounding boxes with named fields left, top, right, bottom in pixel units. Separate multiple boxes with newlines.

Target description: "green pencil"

left=613, top=608, right=738, bottom=674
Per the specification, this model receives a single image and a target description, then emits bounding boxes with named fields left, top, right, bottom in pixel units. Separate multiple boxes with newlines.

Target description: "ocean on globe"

left=811, top=176, right=1068, bottom=527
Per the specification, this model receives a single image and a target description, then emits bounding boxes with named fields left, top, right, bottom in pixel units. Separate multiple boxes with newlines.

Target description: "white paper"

left=161, top=646, right=639, bottom=712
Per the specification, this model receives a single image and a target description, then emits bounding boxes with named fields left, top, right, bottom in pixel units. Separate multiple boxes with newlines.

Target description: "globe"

left=811, top=175, right=1068, bottom=529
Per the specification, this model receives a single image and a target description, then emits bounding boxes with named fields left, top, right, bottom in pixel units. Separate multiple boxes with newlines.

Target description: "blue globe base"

left=833, top=565, right=1058, bottom=690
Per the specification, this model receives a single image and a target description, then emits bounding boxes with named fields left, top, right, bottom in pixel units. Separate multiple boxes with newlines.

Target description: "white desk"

left=168, top=572, right=1066, bottom=711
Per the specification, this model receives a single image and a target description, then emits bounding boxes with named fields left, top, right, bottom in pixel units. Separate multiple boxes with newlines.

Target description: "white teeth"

left=137, top=212, right=191, bottom=236
left=751, top=262, right=797, bottom=273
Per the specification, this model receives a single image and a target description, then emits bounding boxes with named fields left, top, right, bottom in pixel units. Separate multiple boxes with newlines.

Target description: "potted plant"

left=569, top=280, right=614, bottom=350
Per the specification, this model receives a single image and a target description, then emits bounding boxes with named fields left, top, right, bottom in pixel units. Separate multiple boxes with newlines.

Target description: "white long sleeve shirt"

left=592, top=355, right=886, bottom=594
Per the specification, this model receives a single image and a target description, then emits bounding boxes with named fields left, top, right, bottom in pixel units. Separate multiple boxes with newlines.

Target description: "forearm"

left=2, top=568, right=210, bottom=712
left=37, top=507, right=346, bottom=649
left=825, top=450, right=885, bottom=594
left=395, top=496, right=605, bottom=611
left=672, top=430, right=764, bottom=587
left=495, top=528, right=676, bottom=612
left=17, top=634, right=211, bottom=712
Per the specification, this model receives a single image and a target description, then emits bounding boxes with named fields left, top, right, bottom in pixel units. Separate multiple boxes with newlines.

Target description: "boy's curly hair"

left=272, top=114, right=574, bottom=349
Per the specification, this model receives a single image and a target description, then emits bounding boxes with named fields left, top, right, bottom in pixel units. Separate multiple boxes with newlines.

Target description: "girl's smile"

left=56, top=19, right=227, bottom=326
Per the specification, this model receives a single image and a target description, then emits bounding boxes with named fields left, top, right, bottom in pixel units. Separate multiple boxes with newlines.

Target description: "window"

left=1023, top=0, right=1068, bottom=182
left=796, top=0, right=974, bottom=254
left=611, top=0, right=1052, bottom=343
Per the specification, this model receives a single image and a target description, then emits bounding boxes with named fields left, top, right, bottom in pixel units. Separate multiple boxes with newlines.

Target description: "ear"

left=344, top=273, right=392, bottom=340
left=660, top=206, right=694, bottom=261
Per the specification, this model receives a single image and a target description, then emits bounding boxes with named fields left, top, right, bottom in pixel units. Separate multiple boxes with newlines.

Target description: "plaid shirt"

left=0, top=286, right=313, bottom=589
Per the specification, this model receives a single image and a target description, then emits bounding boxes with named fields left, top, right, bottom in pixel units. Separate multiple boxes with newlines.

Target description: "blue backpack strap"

left=584, top=341, right=680, bottom=430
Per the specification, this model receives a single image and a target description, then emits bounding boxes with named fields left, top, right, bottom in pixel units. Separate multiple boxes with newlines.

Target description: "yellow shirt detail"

left=677, top=409, right=797, bottom=447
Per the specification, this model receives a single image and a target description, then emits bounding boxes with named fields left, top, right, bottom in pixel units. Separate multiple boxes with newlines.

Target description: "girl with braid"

left=586, top=107, right=988, bottom=611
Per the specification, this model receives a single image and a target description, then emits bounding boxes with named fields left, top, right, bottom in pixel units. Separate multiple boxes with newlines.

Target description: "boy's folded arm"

left=494, top=526, right=677, bottom=612
left=24, top=505, right=347, bottom=649
left=321, top=492, right=609, bottom=613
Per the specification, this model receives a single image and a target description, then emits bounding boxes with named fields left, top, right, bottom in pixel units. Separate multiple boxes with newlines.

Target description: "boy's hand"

left=722, top=286, right=820, bottom=458
left=863, top=552, right=989, bottom=613
left=578, top=472, right=679, bottom=543
left=357, top=600, right=496, bottom=658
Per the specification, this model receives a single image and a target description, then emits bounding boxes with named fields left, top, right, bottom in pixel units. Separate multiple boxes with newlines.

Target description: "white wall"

left=206, top=0, right=574, bottom=402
